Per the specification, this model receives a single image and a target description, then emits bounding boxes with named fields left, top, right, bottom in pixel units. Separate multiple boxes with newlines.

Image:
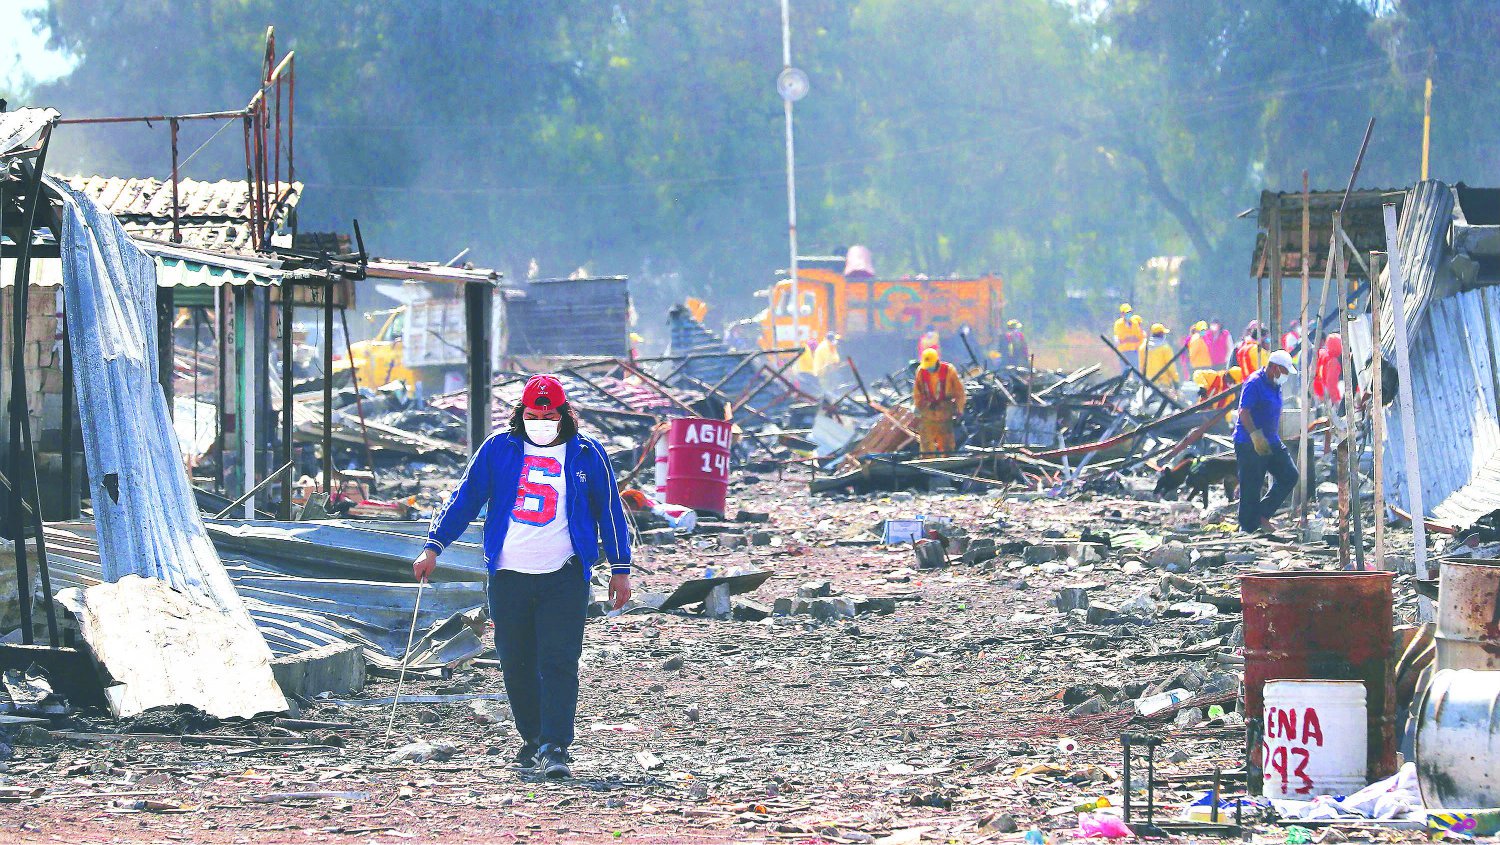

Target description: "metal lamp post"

left=778, top=0, right=809, bottom=346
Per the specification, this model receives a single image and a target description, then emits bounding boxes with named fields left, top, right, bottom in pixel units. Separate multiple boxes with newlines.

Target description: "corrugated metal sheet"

left=48, top=175, right=260, bottom=618
left=41, top=523, right=490, bottom=669
left=2, top=240, right=282, bottom=288
left=62, top=175, right=301, bottom=253
left=1377, top=181, right=1455, bottom=359
left=1380, top=180, right=1500, bottom=525
left=0, top=108, right=57, bottom=156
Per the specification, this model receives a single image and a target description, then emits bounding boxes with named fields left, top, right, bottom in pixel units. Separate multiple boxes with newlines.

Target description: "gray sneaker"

left=533, top=744, right=571, bottom=779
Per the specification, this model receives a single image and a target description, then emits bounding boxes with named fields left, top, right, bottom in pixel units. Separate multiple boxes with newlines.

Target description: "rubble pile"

left=0, top=470, right=1450, bottom=842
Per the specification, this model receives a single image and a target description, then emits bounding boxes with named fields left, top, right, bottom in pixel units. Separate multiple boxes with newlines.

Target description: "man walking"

left=1234, top=350, right=1299, bottom=534
left=412, top=375, right=632, bottom=778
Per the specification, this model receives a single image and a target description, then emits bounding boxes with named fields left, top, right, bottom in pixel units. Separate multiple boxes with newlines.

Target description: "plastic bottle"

left=1134, top=688, right=1191, bottom=716
left=1024, top=826, right=1046, bottom=845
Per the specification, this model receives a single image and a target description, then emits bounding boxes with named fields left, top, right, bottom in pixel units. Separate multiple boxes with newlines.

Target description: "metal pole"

left=61, top=308, right=74, bottom=519
left=238, top=285, right=255, bottom=518
left=464, top=280, right=493, bottom=455
left=322, top=277, right=334, bottom=494
left=157, top=284, right=174, bottom=416
left=213, top=460, right=295, bottom=519
left=280, top=286, right=294, bottom=520
left=169, top=118, right=181, bottom=244
left=1382, top=203, right=1427, bottom=582
left=1, top=157, right=29, bottom=646
left=7, top=129, right=55, bottom=644
left=780, top=0, right=800, bottom=351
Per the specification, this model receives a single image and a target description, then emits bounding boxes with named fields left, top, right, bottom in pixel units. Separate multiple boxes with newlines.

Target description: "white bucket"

left=1262, top=680, right=1368, bottom=799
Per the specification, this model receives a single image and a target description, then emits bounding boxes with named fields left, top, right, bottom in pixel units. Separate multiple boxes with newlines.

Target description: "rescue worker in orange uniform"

left=1194, top=365, right=1244, bottom=424
left=1141, top=323, right=1180, bottom=390
left=1186, top=321, right=1214, bottom=370
left=1235, top=322, right=1268, bottom=375
left=1113, top=304, right=1144, bottom=370
left=913, top=348, right=966, bottom=454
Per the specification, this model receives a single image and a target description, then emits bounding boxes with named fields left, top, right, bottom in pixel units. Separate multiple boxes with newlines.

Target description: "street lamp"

left=778, top=0, right=808, bottom=346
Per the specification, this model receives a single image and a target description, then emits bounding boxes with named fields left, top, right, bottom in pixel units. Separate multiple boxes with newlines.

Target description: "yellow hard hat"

left=1119, top=303, right=1132, bottom=314
left=1006, top=319, right=1021, bottom=329
left=920, top=348, right=940, bottom=367
left=1130, top=315, right=1142, bottom=325
left=987, top=350, right=1001, bottom=359
left=1193, top=320, right=1207, bottom=332
left=1151, top=322, right=1168, bottom=335
left=1228, top=365, right=1243, bottom=382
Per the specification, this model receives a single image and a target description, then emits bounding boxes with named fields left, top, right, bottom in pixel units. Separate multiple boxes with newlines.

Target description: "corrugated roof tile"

left=61, top=175, right=301, bottom=254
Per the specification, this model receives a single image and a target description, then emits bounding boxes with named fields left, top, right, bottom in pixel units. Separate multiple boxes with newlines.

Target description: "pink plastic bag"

left=1077, top=813, right=1132, bottom=839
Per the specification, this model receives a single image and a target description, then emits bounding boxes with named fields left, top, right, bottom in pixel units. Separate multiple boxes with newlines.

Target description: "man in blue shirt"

left=412, top=375, right=632, bottom=778
left=1233, top=350, right=1300, bottom=534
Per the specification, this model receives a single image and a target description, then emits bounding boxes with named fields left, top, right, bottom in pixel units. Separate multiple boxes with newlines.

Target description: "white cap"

left=1268, top=349, right=1297, bottom=375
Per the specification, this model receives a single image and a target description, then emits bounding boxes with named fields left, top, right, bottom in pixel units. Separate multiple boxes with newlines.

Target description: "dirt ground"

left=0, top=478, right=1433, bottom=844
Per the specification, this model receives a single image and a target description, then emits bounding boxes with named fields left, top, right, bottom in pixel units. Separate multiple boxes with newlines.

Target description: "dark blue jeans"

left=1236, top=439, right=1298, bottom=532
left=487, top=557, right=588, bottom=751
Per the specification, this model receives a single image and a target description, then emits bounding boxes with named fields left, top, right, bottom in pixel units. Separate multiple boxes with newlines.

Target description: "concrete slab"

left=272, top=642, right=366, bottom=699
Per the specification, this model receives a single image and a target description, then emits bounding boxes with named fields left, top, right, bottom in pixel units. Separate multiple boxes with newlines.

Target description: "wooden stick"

left=1270, top=208, right=1283, bottom=348
left=1295, top=171, right=1313, bottom=531
left=1334, top=213, right=1366, bottom=570
left=1370, top=250, right=1386, bottom=568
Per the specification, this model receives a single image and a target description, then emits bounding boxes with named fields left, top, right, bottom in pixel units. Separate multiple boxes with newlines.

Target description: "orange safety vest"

left=916, top=363, right=956, bottom=407
left=1235, top=339, right=1266, bottom=375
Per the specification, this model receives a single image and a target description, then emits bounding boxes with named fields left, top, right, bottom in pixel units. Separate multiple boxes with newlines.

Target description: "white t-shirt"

left=497, top=442, right=573, bottom=574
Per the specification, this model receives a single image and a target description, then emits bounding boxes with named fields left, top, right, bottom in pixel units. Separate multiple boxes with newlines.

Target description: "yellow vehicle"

left=749, top=252, right=1005, bottom=371
left=334, top=307, right=419, bottom=390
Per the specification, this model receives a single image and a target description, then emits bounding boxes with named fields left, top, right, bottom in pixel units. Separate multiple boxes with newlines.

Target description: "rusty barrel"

left=664, top=417, right=733, bottom=517
left=1241, top=571, right=1396, bottom=787
left=1437, top=559, right=1500, bottom=671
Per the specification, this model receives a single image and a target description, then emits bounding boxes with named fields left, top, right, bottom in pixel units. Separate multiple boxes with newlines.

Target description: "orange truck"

left=745, top=249, right=1005, bottom=372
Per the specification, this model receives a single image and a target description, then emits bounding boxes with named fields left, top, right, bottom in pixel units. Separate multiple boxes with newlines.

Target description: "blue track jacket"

left=424, top=431, right=632, bottom=579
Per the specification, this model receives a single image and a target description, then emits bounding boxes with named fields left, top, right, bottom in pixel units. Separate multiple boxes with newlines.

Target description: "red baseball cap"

left=522, top=374, right=567, bottom=411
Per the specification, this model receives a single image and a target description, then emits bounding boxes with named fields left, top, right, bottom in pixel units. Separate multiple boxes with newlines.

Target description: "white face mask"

left=523, top=419, right=561, bottom=445
left=1272, top=373, right=1287, bottom=388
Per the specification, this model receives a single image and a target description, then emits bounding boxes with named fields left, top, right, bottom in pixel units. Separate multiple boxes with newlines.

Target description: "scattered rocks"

left=1022, top=544, right=1058, bottom=564
left=1147, top=541, right=1191, bottom=570
left=1056, top=586, right=1092, bottom=612
left=1085, top=602, right=1120, bottom=624
left=797, top=580, right=833, bottom=599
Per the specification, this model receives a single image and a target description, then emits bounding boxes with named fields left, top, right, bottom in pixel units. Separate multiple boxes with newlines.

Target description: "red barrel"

left=1241, top=571, right=1396, bottom=790
left=664, top=417, right=733, bottom=516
